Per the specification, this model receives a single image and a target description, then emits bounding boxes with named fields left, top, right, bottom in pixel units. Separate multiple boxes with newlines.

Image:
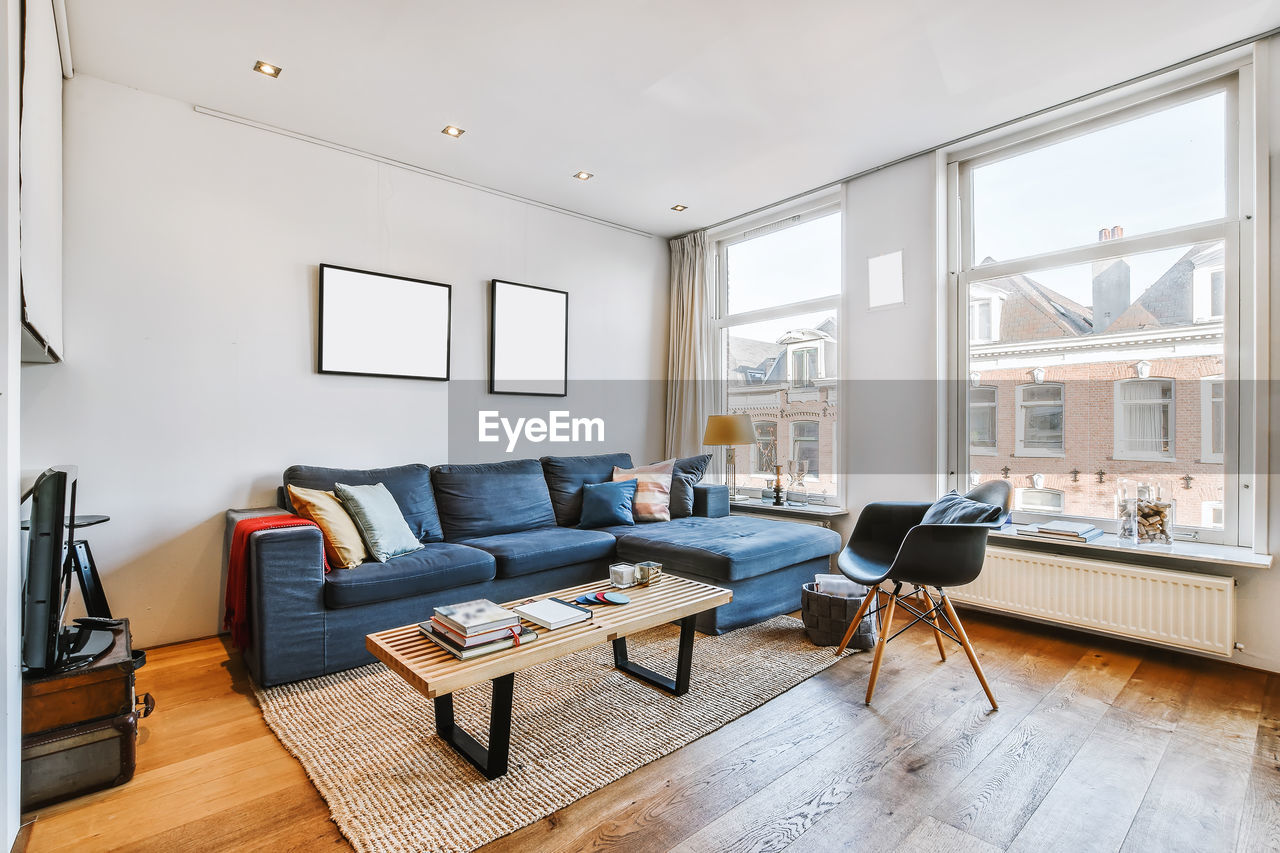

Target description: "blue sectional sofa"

left=226, top=452, right=840, bottom=686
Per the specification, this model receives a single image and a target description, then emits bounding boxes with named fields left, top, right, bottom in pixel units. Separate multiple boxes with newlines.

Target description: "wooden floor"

left=23, top=610, right=1280, bottom=853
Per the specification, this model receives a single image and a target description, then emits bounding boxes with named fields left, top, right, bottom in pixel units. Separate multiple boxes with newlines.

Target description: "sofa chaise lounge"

left=225, top=452, right=840, bottom=686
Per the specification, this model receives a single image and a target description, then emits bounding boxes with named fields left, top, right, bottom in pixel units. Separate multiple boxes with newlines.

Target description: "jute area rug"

left=254, top=615, right=855, bottom=853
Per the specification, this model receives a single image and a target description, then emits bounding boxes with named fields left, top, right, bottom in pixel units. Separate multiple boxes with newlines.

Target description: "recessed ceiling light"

left=253, top=60, right=282, bottom=78
left=573, top=171, right=593, bottom=181
left=671, top=204, right=688, bottom=212
left=441, top=125, right=465, bottom=138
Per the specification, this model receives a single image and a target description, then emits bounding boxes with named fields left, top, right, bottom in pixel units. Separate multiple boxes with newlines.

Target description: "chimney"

left=1091, top=225, right=1130, bottom=334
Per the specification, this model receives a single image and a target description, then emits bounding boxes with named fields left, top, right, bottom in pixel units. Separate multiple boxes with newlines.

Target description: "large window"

left=718, top=204, right=840, bottom=503
left=951, top=77, right=1250, bottom=544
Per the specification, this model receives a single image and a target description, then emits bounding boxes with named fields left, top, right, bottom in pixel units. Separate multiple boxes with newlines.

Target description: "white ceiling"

left=66, top=0, right=1280, bottom=238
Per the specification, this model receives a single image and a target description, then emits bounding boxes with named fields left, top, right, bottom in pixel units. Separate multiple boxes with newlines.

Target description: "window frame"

left=1113, top=378, right=1177, bottom=462
left=712, top=196, right=842, bottom=506
left=943, top=66, right=1261, bottom=548
left=1014, top=382, right=1066, bottom=458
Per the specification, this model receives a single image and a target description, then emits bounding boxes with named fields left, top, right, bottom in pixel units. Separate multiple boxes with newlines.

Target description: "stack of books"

left=1016, top=520, right=1104, bottom=543
left=420, top=599, right=538, bottom=660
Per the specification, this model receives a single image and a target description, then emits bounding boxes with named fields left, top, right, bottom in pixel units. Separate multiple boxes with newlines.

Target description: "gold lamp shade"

left=703, top=414, right=754, bottom=446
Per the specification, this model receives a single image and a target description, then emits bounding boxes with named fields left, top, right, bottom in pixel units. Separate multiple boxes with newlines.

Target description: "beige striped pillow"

left=612, top=460, right=676, bottom=522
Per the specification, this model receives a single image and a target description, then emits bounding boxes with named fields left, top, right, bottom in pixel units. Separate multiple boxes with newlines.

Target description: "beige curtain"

left=665, top=231, right=716, bottom=459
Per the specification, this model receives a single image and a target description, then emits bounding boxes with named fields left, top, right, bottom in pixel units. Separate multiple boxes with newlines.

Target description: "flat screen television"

left=22, top=465, right=77, bottom=674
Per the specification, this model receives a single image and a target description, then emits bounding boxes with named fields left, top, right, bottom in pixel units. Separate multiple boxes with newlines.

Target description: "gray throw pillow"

left=921, top=491, right=1002, bottom=525
left=668, top=454, right=712, bottom=519
left=334, top=482, right=425, bottom=562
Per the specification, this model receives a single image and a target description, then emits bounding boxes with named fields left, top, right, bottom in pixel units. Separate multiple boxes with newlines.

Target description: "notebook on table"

left=512, top=597, right=593, bottom=630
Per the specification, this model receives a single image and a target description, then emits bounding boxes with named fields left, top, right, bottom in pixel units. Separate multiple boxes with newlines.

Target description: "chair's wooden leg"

left=865, top=589, right=899, bottom=705
left=835, top=584, right=878, bottom=655
left=940, top=590, right=997, bottom=711
left=880, top=587, right=896, bottom=637
left=919, top=587, right=947, bottom=662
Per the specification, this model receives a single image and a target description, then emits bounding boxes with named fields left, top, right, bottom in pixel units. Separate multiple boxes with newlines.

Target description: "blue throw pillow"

left=578, top=479, right=638, bottom=529
left=921, top=491, right=1002, bottom=525
left=334, top=482, right=425, bottom=562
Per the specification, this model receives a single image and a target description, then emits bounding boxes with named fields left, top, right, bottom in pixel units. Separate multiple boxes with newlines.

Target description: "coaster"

left=575, top=594, right=598, bottom=606
left=603, top=591, right=630, bottom=605
left=594, top=592, right=610, bottom=603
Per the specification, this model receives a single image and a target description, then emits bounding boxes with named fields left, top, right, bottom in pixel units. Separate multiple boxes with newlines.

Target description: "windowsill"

left=990, top=526, right=1271, bottom=570
left=1112, top=455, right=1177, bottom=463
left=730, top=500, right=849, bottom=519
left=1013, top=450, right=1066, bottom=458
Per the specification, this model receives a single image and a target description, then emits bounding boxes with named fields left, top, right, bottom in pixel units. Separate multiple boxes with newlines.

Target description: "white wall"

left=21, top=75, right=668, bottom=648
left=838, top=154, right=941, bottom=537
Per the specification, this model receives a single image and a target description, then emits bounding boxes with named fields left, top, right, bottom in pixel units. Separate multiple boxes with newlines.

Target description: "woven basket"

left=801, top=582, right=877, bottom=649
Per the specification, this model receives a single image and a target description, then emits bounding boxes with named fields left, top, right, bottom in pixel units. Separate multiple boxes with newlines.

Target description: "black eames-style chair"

left=834, top=481, right=1012, bottom=710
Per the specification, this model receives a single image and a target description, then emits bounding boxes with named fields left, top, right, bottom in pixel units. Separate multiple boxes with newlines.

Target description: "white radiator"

left=949, top=546, right=1236, bottom=657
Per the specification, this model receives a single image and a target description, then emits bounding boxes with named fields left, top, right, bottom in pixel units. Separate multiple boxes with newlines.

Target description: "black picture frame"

left=489, top=279, right=569, bottom=397
left=318, top=263, right=452, bottom=381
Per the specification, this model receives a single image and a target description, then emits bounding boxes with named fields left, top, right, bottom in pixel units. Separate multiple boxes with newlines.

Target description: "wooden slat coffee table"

left=367, top=574, right=732, bottom=779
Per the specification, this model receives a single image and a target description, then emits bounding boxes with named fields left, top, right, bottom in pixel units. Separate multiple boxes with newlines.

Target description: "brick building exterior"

left=968, top=233, right=1226, bottom=529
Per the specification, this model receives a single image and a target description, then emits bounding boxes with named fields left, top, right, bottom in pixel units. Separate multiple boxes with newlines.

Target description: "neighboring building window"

left=1115, top=379, right=1175, bottom=460
left=1016, top=488, right=1065, bottom=513
left=790, top=346, right=818, bottom=386
left=969, top=298, right=1002, bottom=343
left=719, top=204, right=840, bottom=499
left=1015, top=383, right=1064, bottom=456
left=1202, top=501, right=1224, bottom=528
left=969, top=386, right=998, bottom=454
left=792, top=421, right=820, bottom=478
left=1202, top=377, right=1224, bottom=463
left=1193, top=252, right=1226, bottom=321
left=753, top=421, right=777, bottom=474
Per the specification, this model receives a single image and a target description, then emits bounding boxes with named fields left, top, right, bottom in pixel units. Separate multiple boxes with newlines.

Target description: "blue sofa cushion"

left=611, top=516, right=840, bottom=582
left=458, top=527, right=617, bottom=578
left=540, top=452, right=634, bottom=526
left=579, top=479, right=637, bottom=529
left=669, top=454, right=712, bottom=519
left=323, top=543, right=496, bottom=609
left=284, top=463, right=444, bottom=543
left=431, top=459, right=558, bottom=540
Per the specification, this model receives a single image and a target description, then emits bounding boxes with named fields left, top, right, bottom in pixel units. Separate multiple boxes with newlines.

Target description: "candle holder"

left=772, top=464, right=785, bottom=506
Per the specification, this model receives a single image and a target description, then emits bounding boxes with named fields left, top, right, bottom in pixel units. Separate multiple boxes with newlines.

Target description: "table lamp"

left=703, top=414, right=755, bottom=501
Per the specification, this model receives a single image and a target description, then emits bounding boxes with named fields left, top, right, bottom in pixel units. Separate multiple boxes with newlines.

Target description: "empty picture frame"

left=318, top=264, right=451, bottom=380
left=867, top=250, right=905, bottom=309
left=489, top=279, right=568, bottom=396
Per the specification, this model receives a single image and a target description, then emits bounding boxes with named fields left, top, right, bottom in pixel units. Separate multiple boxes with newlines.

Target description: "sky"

left=723, top=88, right=1227, bottom=330
left=971, top=90, right=1225, bottom=305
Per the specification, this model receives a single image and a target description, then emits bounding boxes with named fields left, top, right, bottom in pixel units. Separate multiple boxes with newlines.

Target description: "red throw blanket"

left=224, top=514, right=330, bottom=649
